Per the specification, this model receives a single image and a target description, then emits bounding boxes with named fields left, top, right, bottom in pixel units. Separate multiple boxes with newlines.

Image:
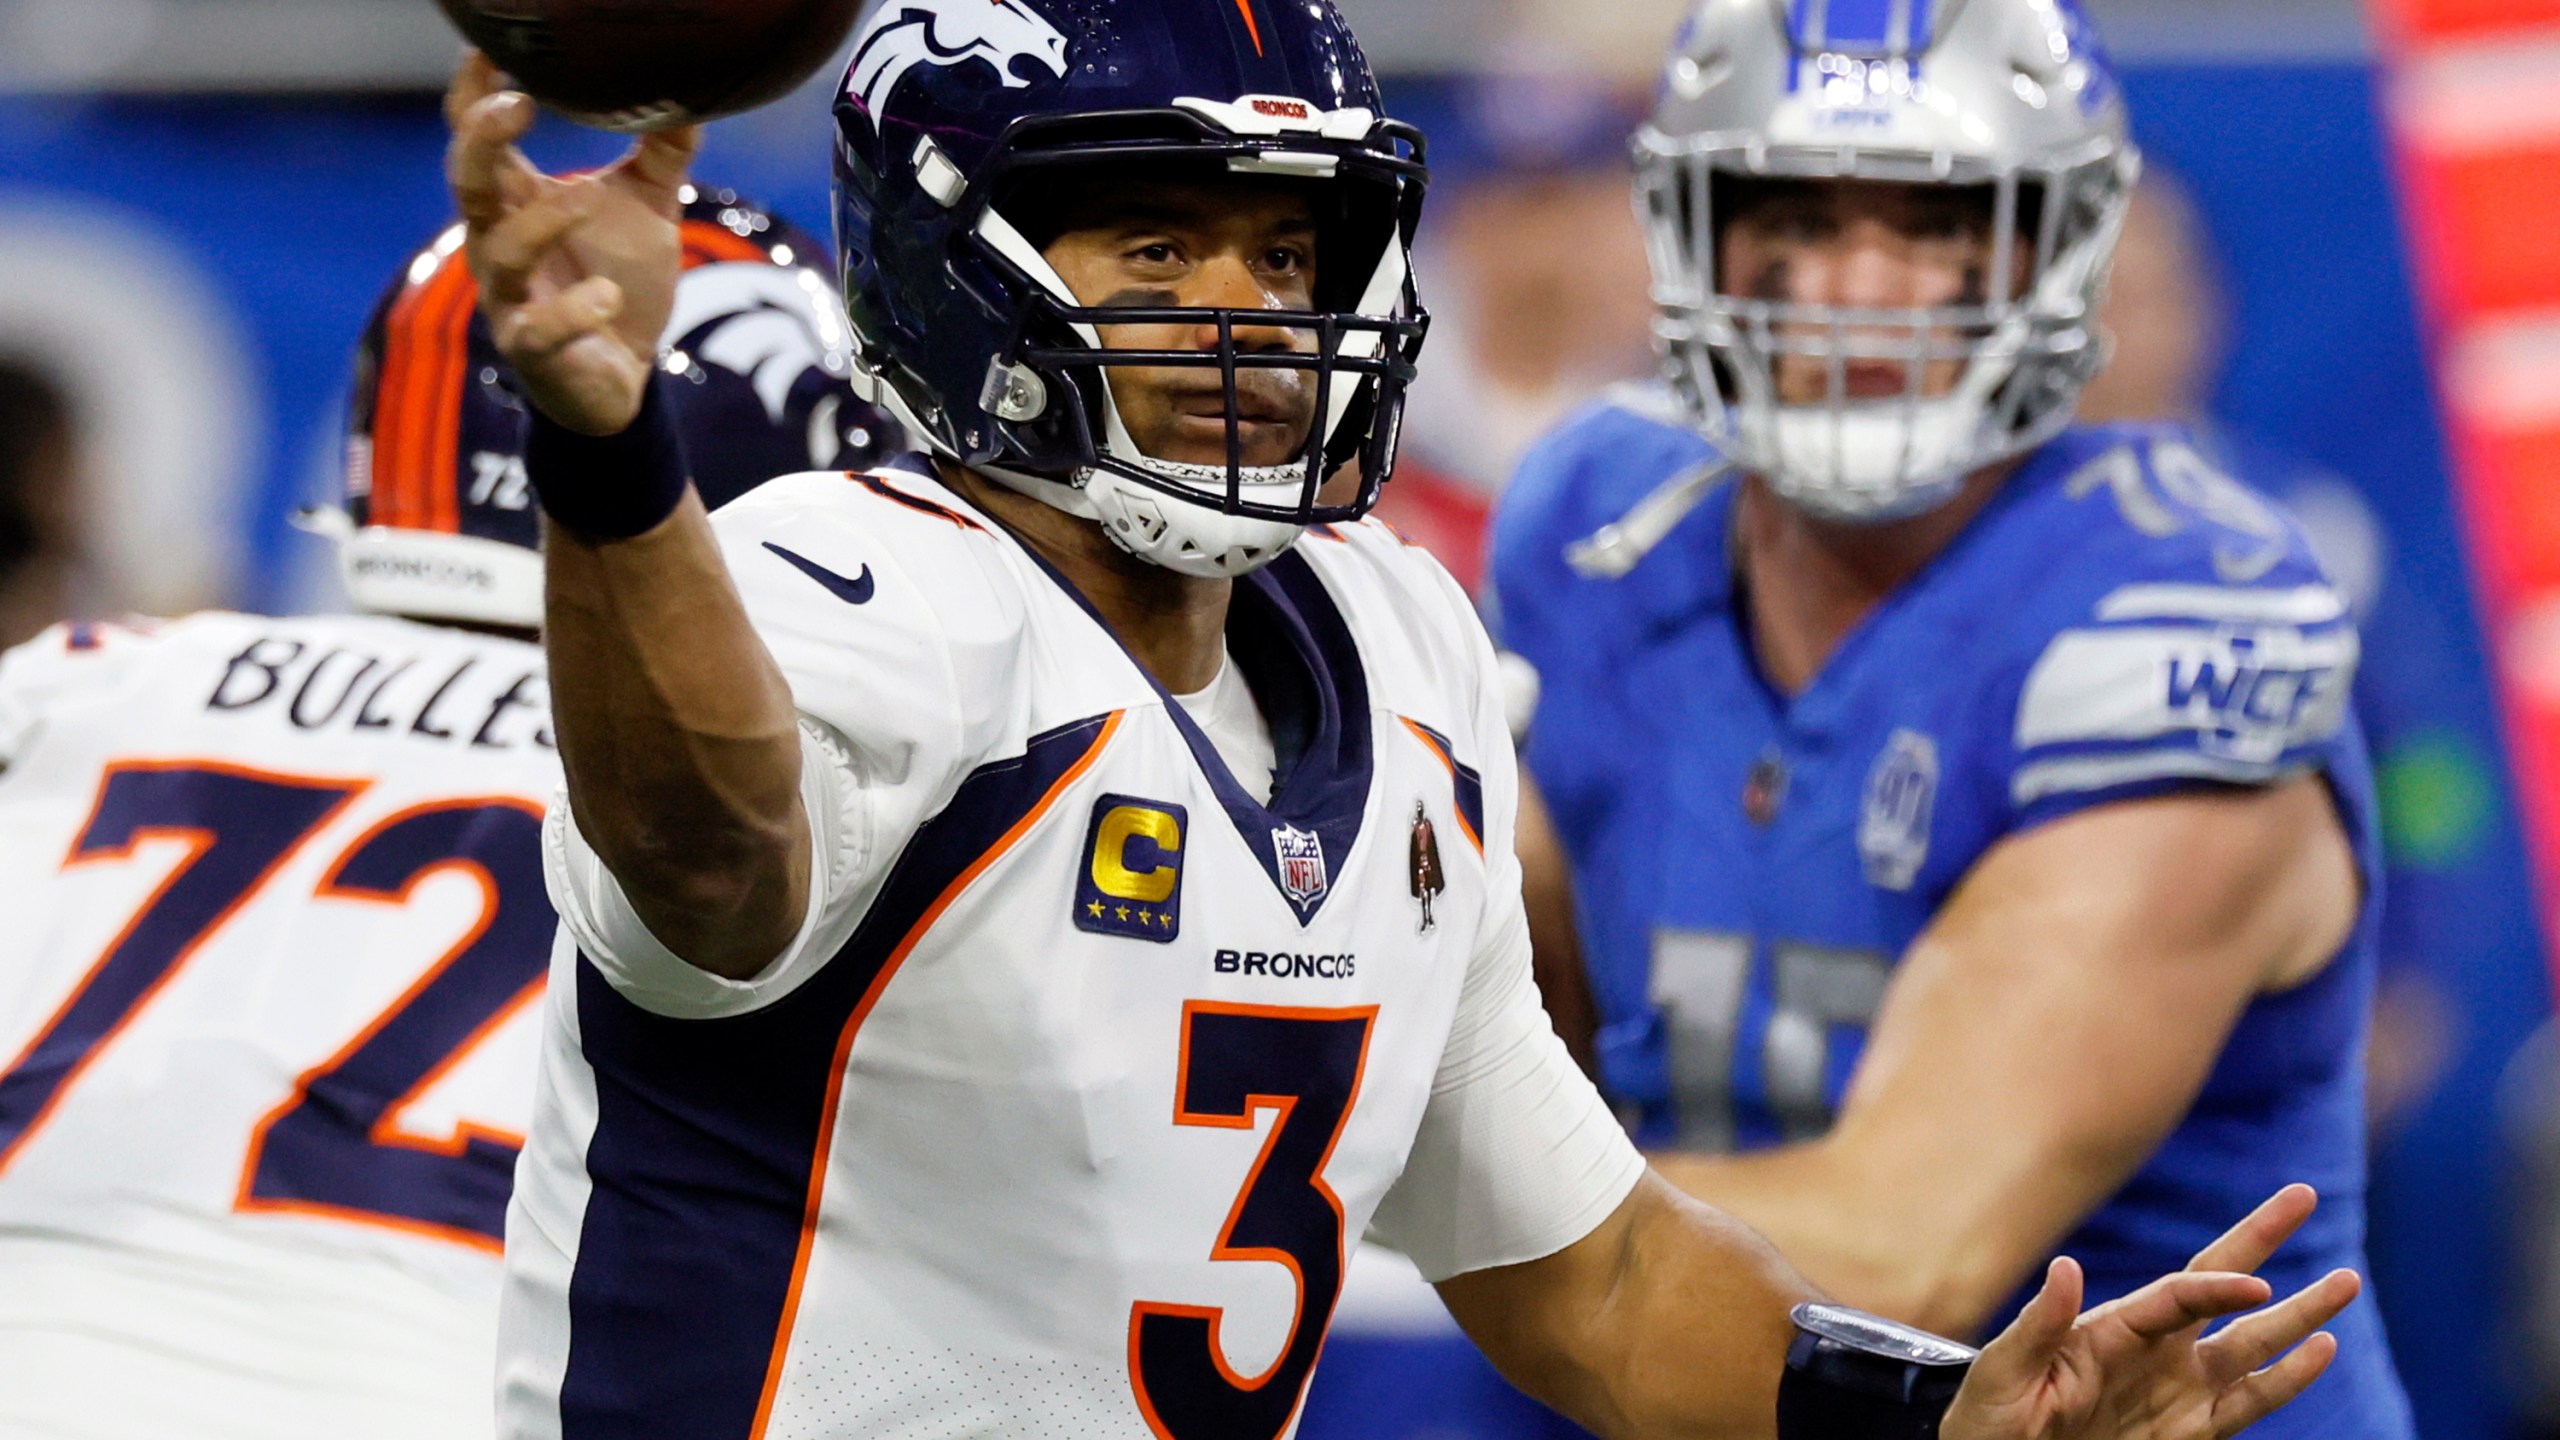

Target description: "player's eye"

left=1263, top=246, right=1309, bottom=277
left=1767, top=209, right=1836, bottom=242
left=1911, top=209, right=1985, bottom=243
left=1127, top=241, right=1183, bottom=267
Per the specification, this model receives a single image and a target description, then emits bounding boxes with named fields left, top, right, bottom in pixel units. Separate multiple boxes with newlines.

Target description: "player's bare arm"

left=445, top=53, right=809, bottom=979
left=1443, top=1176, right=2354, bottom=1440
left=1519, top=773, right=1603, bottom=1074
left=1650, top=777, right=2359, bottom=1337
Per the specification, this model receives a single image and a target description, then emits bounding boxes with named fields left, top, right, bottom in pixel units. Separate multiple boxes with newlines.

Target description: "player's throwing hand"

left=1943, top=1186, right=2360, bottom=1440
left=444, top=52, right=700, bottom=437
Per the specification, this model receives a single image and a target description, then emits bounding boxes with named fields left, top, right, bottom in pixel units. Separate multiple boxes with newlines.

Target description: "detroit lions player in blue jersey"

left=1492, top=1, right=2417, bottom=1437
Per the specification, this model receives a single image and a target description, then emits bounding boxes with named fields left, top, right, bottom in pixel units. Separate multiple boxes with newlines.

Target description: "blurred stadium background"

left=2, top=0, right=2558, bottom=1434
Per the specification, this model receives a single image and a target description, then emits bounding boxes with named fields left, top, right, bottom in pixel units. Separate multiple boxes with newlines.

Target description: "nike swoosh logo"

left=765, top=543, right=875, bottom=605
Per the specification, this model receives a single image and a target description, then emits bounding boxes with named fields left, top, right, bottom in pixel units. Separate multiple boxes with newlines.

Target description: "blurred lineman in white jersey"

left=0, top=190, right=890, bottom=1440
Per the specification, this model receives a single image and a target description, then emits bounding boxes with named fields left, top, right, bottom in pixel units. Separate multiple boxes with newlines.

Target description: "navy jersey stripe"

left=1400, top=719, right=1485, bottom=856
left=557, top=711, right=1120, bottom=1440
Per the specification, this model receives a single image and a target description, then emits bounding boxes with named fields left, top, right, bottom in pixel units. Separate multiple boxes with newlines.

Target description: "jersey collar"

left=956, top=487, right=1374, bottom=928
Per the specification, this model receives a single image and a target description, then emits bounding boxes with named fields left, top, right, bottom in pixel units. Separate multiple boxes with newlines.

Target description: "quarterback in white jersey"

left=507, top=473, right=1634, bottom=1437
left=0, top=193, right=885, bottom=1439
left=450, top=0, right=2364, bottom=1434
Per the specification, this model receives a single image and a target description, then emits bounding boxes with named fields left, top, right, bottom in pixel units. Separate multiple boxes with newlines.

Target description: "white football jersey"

left=502, top=467, right=1644, bottom=1440
left=0, top=611, right=559, bottom=1440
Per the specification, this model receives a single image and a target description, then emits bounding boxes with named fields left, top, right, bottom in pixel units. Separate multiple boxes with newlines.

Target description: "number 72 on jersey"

left=0, top=761, right=552, bottom=1249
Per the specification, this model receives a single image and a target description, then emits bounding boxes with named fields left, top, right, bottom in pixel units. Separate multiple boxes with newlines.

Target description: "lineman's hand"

left=444, top=51, right=701, bottom=436
left=1941, top=1185, right=2359, bottom=1440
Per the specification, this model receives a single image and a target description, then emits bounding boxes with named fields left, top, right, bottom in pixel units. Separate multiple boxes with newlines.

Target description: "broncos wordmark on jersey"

left=1491, top=389, right=2416, bottom=1440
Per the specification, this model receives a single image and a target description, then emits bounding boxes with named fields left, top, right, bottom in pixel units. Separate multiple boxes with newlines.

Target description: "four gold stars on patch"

left=1081, top=899, right=1175, bottom=930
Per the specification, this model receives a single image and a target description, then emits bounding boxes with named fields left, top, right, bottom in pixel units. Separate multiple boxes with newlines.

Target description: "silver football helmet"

left=1639, top=0, right=2140, bottom=522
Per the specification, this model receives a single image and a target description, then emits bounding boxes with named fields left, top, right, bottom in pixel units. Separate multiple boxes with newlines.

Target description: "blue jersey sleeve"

left=1991, top=429, right=2366, bottom=833
left=1488, top=390, right=1713, bottom=661
left=1488, top=388, right=1723, bottom=830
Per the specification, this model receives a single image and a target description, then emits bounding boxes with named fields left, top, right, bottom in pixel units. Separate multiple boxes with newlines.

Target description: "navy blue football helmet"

left=324, top=188, right=901, bottom=628
left=833, top=0, right=1430, bottom=577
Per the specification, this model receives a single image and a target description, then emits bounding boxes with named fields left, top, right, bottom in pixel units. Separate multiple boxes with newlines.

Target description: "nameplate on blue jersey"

left=1077, top=796, right=1186, bottom=943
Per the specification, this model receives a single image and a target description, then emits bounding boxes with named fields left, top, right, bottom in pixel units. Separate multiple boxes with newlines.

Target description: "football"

left=435, top=0, right=869, bottom=133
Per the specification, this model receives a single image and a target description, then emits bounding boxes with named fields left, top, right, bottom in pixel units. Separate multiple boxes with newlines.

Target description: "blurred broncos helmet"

left=832, top=0, right=1431, bottom=578
left=326, top=187, right=901, bottom=629
left=1641, top=0, right=2139, bottom=521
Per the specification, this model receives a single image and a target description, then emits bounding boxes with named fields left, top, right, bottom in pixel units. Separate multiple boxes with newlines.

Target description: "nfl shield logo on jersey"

left=1859, top=729, right=1939, bottom=892
left=1273, top=824, right=1329, bottom=908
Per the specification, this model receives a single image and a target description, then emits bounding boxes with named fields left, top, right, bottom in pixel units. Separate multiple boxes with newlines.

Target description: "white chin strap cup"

left=980, top=460, right=1311, bottom=580
left=1747, top=399, right=1980, bottom=523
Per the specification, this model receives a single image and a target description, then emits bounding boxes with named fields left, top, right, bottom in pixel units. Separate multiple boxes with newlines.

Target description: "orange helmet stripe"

left=680, top=219, right=774, bottom=269
left=369, top=221, right=783, bottom=534
left=373, top=252, right=478, bottom=534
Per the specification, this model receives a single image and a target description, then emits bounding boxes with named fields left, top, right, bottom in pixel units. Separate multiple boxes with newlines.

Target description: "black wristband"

left=524, top=376, right=693, bottom=540
left=1776, top=1304, right=1977, bottom=1440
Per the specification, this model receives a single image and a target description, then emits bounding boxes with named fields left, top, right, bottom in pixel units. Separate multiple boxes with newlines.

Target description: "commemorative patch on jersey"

left=1859, top=729, right=1939, bottom=891
left=1076, top=796, right=1185, bottom=943
left=1409, top=801, right=1446, bottom=933
left=1272, top=822, right=1330, bottom=908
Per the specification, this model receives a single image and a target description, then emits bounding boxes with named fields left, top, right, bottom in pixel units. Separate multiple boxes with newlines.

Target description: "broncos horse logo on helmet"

left=315, top=188, right=901, bottom=630
left=831, top=0, right=1431, bottom=578
left=845, top=0, right=1070, bottom=120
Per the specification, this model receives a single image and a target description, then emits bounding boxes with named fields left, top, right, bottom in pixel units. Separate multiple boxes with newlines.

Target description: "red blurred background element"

left=2377, top=0, right=2560, bottom=1003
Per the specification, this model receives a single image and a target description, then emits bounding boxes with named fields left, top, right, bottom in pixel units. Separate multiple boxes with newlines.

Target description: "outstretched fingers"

left=615, top=123, right=705, bottom=203
left=2187, top=1185, right=2319, bottom=1277
left=1966, top=1256, right=2082, bottom=1396
left=444, top=49, right=507, bottom=129
left=475, top=186, right=599, bottom=306
left=2097, top=1270, right=2274, bottom=1342
left=494, top=275, right=627, bottom=362
left=2194, top=1269, right=2362, bottom=1388
left=448, top=73, right=542, bottom=229
left=2209, top=1331, right=2340, bottom=1438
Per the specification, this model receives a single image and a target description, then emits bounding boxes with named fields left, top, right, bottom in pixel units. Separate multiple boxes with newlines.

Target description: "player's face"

left=1040, top=179, right=1323, bottom=470
left=1716, top=177, right=2030, bottom=406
